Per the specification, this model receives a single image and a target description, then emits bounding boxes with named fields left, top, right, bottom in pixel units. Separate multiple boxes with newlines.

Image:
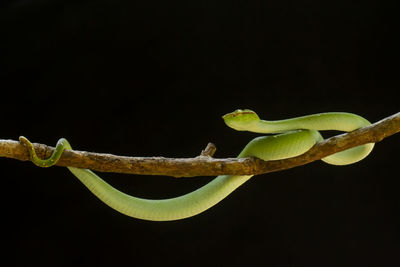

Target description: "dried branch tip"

left=200, top=143, right=217, bottom=157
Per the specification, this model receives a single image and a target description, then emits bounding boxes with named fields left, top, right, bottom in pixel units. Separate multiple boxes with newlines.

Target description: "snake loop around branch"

left=20, top=110, right=374, bottom=221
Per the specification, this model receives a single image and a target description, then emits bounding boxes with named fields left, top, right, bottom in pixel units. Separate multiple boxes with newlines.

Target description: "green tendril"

left=19, top=136, right=72, bottom=168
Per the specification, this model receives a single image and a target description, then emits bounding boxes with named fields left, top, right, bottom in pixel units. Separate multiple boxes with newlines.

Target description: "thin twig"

left=0, top=112, right=399, bottom=177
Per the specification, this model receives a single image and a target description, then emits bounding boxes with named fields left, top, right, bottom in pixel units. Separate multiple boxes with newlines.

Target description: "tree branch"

left=1, top=112, right=399, bottom=177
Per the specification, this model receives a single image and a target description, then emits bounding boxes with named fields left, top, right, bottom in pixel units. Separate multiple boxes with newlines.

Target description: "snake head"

left=222, top=109, right=260, bottom=131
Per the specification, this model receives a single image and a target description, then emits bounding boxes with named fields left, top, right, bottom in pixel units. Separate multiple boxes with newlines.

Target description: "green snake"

left=19, top=109, right=374, bottom=221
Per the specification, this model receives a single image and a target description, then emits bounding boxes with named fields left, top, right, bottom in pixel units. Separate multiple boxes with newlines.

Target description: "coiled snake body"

left=20, top=110, right=374, bottom=221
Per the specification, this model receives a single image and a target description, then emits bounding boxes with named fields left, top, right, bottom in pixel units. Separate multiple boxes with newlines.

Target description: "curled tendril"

left=19, top=136, right=71, bottom=168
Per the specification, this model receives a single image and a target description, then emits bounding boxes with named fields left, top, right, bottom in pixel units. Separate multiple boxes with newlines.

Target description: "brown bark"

left=0, top=112, right=399, bottom=177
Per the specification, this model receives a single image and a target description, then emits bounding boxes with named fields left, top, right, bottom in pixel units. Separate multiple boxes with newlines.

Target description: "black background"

left=2, top=0, right=399, bottom=266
